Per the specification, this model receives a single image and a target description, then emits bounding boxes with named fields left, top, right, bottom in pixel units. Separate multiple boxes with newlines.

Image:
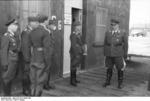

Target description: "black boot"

left=75, top=69, right=80, bottom=83
left=103, top=69, right=112, bottom=88
left=31, top=89, right=36, bottom=96
left=70, top=69, right=77, bottom=87
left=36, top=90, right=42, bottom=97
left=22, top=78, right=31, bottom=96
left=43, top=83, right=51, bottom=90
left=118, top=70, right=124, bottom=89
left=2, top=81, right=11, bottom=96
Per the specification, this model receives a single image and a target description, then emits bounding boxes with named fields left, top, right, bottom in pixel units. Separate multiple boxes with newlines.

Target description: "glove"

left=2, top=65, right=8, bottom=72
left=124, top=54, right=128, bottom=60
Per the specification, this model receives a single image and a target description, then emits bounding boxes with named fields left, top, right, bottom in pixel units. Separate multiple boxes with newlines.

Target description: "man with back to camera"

left=21, top=16, right=39, bottom=96
left=103, top=19, right=128, bottom=89
left=29, top=15, right=52, bottom=96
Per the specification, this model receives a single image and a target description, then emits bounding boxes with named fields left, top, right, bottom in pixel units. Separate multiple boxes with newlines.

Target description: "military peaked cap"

left=111, top=19, right=120, bottom=25
left=38, top=15, right=48, bottom=23
left=5, top=18, right=17, bottom=26
left=49, top=20, right=55, bottom=25
left=28, top=16, right=38, bottom=22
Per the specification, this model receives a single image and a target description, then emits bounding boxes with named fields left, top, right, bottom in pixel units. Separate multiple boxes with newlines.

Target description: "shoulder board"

left=23, top=28, right=28, bottom=31
left=4, top=33, right=8, bottom=36
left=24, top=27, right=31, bottom=32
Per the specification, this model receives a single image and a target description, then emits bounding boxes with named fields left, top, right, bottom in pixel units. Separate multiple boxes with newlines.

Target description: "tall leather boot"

left=2, top=81, right=11, bottom=96
left=22, top=78, right=31, bottom=96
left=31, top=88, right=36, bottom=96
left=75, top=68, right=80, bottom=83
left=118, top=70, right=124, bottom=89
left=70, top=68, right=77, bottom=87
left=103, top=69, right=112, bottom=87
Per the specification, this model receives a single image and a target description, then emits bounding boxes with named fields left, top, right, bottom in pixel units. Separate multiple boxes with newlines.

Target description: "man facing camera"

left=1, top=19, right=19, bottom=96
left=103, top=19, right=128, bottom=89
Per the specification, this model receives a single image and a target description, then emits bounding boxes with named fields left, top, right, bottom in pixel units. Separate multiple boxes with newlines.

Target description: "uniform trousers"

left=30, top=63, right=47, bottom=96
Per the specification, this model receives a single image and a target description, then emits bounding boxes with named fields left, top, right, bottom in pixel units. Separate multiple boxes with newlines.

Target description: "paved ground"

left=2, top=56, right=150, bottom=97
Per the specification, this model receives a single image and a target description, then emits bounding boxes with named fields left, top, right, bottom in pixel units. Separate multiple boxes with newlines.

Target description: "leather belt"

left=34, top=47, right=44, bottom=51
left=106, top=44, right=122, bottom=47
left=9, top=50, right=17, bottom=55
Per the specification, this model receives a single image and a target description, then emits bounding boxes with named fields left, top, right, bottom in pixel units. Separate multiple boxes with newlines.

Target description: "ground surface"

left=1, top=57, right=150, bottom=97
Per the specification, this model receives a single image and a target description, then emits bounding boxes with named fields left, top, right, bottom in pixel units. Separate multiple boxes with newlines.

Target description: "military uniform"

left=43, top=24, right=55, bottom=90
left=70, top=30, right=83, bottom=86
left=29, top=24, right=53, bottom=96
left=103, top=23, right=128, bottom=89
left=21, top=26, right=32, bottom=95
left=1, top=31, right=19, bottom=96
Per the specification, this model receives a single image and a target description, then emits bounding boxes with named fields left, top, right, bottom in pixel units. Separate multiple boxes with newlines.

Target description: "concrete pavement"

left=1, top=57, right=150, bottom=96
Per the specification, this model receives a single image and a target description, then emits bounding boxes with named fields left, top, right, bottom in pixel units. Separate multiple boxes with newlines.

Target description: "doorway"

left=71, top=8, right=85, bottom=70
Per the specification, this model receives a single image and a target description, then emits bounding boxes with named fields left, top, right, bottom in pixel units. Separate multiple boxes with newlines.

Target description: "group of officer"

left=0, top=15, right=57, bottom=96
left=0, top=14, right=128, bottom=96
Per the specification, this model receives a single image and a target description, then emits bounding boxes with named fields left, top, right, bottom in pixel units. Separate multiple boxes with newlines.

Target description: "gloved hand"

left=124, top=54, right=128, bottom=60
left=2, top=65, right=8, bottom=72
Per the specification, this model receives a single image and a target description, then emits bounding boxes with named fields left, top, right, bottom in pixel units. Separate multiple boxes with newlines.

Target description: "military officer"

left=1, top=19, right=19, bottom=96
left=70, top=21, right=83, bottom=87
left=29, top=15, right=52, bottom=96
left=43, top=19, right=56, bottom=90
left=103, top=19, right=128, bottom=89
left=21, top=16, right=38, bottom=96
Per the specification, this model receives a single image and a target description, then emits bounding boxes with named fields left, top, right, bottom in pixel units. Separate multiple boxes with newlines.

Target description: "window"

left=94, top=7, right=108, bottom=46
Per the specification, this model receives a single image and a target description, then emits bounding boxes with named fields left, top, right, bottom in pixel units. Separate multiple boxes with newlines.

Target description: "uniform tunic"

left=21, top=26, right=32, bottom=92
left=104, top=29, right=128, bottom=70
left=29, top=25, right=53, bottom=95
left=1, top=31, right=19, bottom=83
left=70, top=32, right=83, bottom=69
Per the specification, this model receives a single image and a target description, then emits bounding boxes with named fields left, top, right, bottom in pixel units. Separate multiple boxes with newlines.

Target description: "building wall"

left=83, top=0, right=130, bottom=68
left=63, top=0, right=83, bottom=75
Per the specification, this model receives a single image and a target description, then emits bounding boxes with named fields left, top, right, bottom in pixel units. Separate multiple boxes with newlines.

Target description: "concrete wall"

left=83, top=0, right=130, bottom=68
left=63, top=0, right=83, bottom=75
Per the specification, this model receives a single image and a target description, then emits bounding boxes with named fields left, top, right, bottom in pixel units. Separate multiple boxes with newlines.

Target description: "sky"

left=130, top=0, right=150, bottom=28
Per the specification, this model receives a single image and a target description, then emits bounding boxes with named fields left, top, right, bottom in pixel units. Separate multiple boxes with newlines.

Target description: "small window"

left=94, top=7, right=108, bottom=46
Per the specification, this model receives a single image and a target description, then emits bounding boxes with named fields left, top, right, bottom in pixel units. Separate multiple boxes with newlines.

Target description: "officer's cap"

left=111, top=19, right=120, bottom=26
left=28, top=16, right=38, bottom=22
left=38, top=15, right=48, bottom=23
left=49, top=20, right=55, bottom=25
left=5, top=18, right=18, bottom=26
left=73, top=21, right=81, bottom=26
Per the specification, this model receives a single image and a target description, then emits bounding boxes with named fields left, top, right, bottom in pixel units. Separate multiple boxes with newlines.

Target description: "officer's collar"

left=112, top=29, right=120, bottom=33
left=8, top=30, right=15, bottom=37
